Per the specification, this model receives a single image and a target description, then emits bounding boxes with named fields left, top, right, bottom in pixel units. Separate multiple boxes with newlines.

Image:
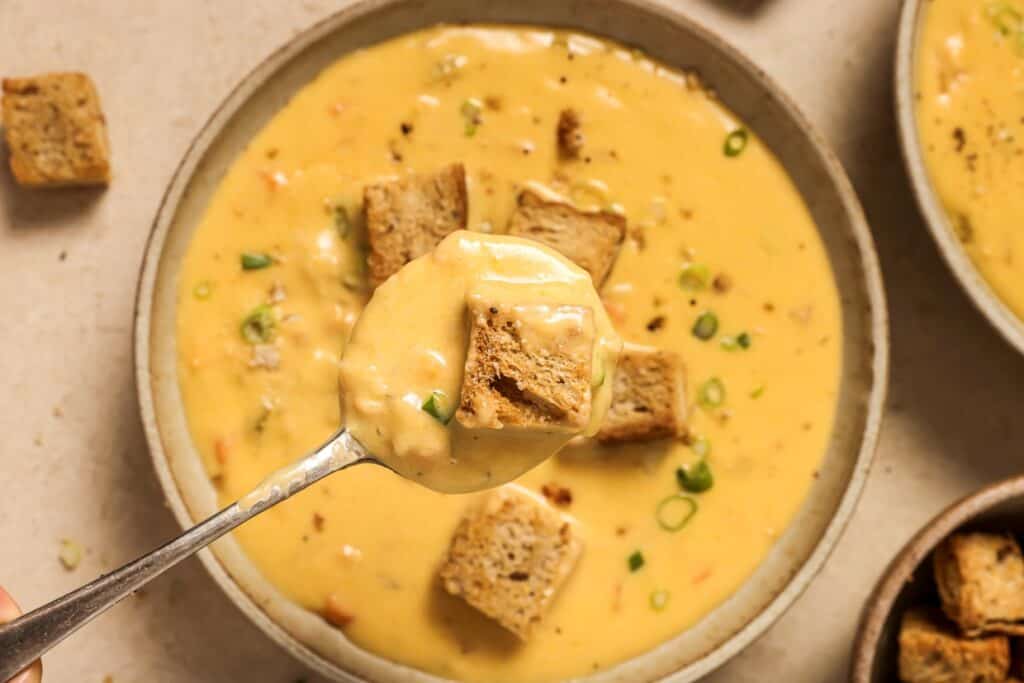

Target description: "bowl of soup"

left=896, top=0, right=1024, bottom=353
left=134, top=1, right=887, bottom=681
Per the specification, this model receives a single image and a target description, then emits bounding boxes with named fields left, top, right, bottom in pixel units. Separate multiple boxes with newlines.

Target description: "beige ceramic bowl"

left=850, top=476, right=1024, bottom=682
left=134, top=1, right=888, bottom=681
left=895, top=0, right=1024, bottom=354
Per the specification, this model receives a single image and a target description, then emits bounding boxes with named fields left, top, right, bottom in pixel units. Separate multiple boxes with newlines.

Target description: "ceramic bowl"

left=850, top=476, right=1024, bottom=682
left=134, top=1, right=888, bottom=680
left=895, top=0, right=1024, bottom=354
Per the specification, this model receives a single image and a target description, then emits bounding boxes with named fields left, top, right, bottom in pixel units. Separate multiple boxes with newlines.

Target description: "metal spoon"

left=0, top=429, right=378, bottom=681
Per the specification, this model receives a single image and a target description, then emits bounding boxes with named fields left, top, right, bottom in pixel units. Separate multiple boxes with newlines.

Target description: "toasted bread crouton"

left=597, top=343, right=687, bottom=444
left=363, top=163, right=468, bottom=286
left=506, top=190, right=626, bottom=285
left=456, top=299, right=595, bottom=432
left=556, top=108, right=584, bottom=160
left=439, top=484, right=583, bottom=639
left=934, top=531, right=1024, bottom=636
left=898, top=606, right=1009, bottom=683
left=2, top=73, right=110, bottom=187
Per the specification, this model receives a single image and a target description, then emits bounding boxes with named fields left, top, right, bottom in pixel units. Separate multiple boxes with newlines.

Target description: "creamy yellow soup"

left=339, top=230, right=622, bottom=493
left=917, top=0, right=1024, bottom=316
left=176, top=26, right=841, bottom=682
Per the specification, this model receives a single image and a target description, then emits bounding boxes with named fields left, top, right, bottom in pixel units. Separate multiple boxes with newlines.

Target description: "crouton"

left=556, top=108, right=584, bottom=160
left=2, top=73, right=110, bottom=187
left=363, top=163, right=468, bottom=286
left=898, top=606, right=1009, bottom=683
left=597, top=343, right=687, bottom=444
left=505, top=190, right=626, bottom=285
left=439, top=484, right=583, bottom=639
left=934, top=531, right=1024, bottom=636
left=456, top=299, right=595, bottom=432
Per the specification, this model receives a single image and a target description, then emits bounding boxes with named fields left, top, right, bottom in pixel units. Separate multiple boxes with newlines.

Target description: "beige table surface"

left=3, top=0, right=1023, bottom=681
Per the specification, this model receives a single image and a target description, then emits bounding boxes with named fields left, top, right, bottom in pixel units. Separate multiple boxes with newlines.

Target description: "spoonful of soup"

left=0, top=230, right=621, bottom=679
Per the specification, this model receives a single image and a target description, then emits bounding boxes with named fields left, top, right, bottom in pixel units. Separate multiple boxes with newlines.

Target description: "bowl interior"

left=853, top=477, right=1024, bottom=682
left=135, top=1, right=887, bottom=681
left=895, top=0, right=1024, bottom=355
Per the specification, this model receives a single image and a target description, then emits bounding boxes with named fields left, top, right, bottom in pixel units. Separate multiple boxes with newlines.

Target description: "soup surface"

left=176, top=25, right=841, bottom=682
left=916, top=0, right=1024, bottom=317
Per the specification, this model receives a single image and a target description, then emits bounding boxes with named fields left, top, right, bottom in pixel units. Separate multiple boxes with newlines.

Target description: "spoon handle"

left=0, top=429, right=370, bottom=680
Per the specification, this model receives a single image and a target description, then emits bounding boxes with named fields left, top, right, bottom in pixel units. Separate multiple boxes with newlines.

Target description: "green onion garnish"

left=422, top=391, right=454, bottom=425
left=333, top=204, right=351, bottom=238
left=698, top=378, right=726, bottom=408
left=724, top=128, right=749, bottom=157
left=240, top=304, right=276, bottom=344
left=750, top=385, right=765, bottom=399
left=987, top=1, right=1023, bottom=36
left=690, top=435, right=711, bottom=459
left=649, top=590, right=670, bottom=611
left=678, top=263, right=710, bottom=291
left=692, top=311, right=719, bottom=340
left=677, top=461, right=714, bottom=493
left=241, top=252, right=273, bottom=270
left=461, top=99, right=482, bottom=137
left=655, top=494, right=698, bottom=532
left=592, top=361, right=606, bottom=388
left=193, top=281, right=213, bottom=300
left=628, top=550, right=645, bottom=572
left=721, top=331, right=752, bottom=350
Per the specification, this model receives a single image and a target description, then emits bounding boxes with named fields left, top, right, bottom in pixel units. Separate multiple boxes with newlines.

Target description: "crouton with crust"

left=597, top=343, right=687, bottom=444
left=456, top=299, right=595, bottom=432
left=2, top=72, right=110, bottom=187
left=505, top=189, right=626, bottom=285
left=934, top=531, right=1024, bottom=636
left=439, top=484, right=583, bottom=640
left=363, top=163, right=468, bottom=286
left=898, top=606, right=1009, bottom=683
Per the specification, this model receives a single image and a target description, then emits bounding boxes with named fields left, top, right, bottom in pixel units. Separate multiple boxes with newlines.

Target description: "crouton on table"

left=439, top=484, right=583, bottom=639
left=898, top=606, right=1009, bottom=683
left=2, top=72, right=110, bottom=187
left=505, top=189, right=626, bottom=285
left=456, top=299, right=595, bottom=432
left=934, top=531, right=1024, bottom=636
left=597, top=343, right=687, bottom=444
left=363, top=163, right=467, bottom=286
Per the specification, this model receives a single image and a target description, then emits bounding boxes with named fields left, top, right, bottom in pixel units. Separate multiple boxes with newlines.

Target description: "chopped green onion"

left=987, top=2, right=1023, bottom=36
left=678, top=263, right=710, bottom=291
left=628, top=550, right=645, bottom=572
left=750, top=385, right=765, bottom=399
left=677, top=461, right=714, bottom=493
left=655, top=494, right=698, bottom=532
left=592, top=361, right=606, bottom=388
left=240, top=304, right=276, bottom=344
left=422, top=391, right=454, bottom=425
left=193, top=281, right=213, bottom=300
left=690, top=435, right=711, bottom=458
left=721, top=331, right=752, bottom=350
left=724, top=128, right=749, bottom=157
left=241, top=252, right=273, bottom=270
left=649, top=590, right=670, bottom=611
left=332, top=204, right=351, bottom=238
left=698, top=378, right=726, bottom=408
left=692, top=311, right=718, bottom=340
left=461, top=99, right=482, bottom=137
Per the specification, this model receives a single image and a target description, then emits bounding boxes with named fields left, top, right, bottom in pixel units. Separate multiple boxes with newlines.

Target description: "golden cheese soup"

left=916, top=0, right=1024, bottom=317
left=176, top=25, right=841, bottom=682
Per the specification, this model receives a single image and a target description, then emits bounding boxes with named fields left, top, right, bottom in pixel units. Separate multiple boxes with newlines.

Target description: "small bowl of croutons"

left=852, top=475, right=1024, bottom=683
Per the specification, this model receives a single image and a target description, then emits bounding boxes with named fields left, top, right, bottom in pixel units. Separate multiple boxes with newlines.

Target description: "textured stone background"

left=3, top=1, right=1023, bottom=681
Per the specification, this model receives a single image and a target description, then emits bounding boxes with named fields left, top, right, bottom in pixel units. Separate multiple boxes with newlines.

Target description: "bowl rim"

left=849, top=474, right=1024, bottom=682
left=133, top=1, right=889, bottom=681
left=894, top=0, right=1024, bottom=355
